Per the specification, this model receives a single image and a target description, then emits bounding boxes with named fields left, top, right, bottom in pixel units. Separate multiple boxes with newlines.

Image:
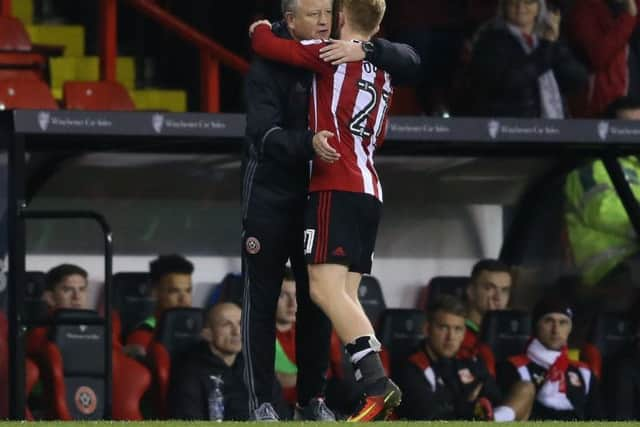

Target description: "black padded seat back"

left=425, top=276, right=468, bottom=309
left=64, top=377, right=104, bottom=419
left=358, top=275, right=386, bottom=325
left=480, top=310, right=531, bottom=361
left=49, top=309, right=105, bottom=375
left=588, top=312, right=634, bottom=359
left=112, top=272, right=154, bottom=338
left=155, top=307, right=204, bottom=358
left=49, top=309, right=105, bottom=420
left=24, top=271, right=48, bottom=325
left=217, top=273, right=244, bottom=306
left=377, top=309, right=426, bottom=364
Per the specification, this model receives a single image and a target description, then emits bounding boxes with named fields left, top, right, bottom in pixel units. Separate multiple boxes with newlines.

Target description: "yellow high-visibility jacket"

left=565, top=156, right=640, bottom=286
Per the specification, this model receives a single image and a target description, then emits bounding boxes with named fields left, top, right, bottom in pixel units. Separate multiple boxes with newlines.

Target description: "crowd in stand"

left=385, top=0, right=640, bottom=118
left=54, top=0, right=638, bottom=116
left=142, top=0, right=640, bottom=117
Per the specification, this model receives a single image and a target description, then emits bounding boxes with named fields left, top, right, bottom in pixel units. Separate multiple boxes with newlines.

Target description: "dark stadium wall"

left=22, top=154, right=518, bottom=310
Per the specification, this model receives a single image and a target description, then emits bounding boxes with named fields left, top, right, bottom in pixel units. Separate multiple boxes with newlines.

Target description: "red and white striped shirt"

left=252, top=25, right=392, bottom=202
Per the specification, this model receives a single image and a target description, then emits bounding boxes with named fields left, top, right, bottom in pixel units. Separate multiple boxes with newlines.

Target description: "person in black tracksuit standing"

left=241, top=0, right=420, bottom=420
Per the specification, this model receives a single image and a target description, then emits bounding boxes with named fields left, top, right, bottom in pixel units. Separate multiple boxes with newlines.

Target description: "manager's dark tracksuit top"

left=242, top=21, right=421, bottom=222
left=242, top=21, right=313, bottom=222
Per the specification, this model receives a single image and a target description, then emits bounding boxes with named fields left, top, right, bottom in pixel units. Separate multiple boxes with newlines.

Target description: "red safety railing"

left=99, top=0, right=118, bottom=82
left=102, top=0, right=250, bottom=112
left=0, top=0, right=250, bottom=112
left=0, top=0, right=10, bottom=16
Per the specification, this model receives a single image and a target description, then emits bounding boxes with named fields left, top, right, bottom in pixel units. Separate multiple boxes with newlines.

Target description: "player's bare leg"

left=308, top=264, right=372, bottom=342
left=345, top=271, right=365, bottom=312
left=308, top=264, right=401, bottom=421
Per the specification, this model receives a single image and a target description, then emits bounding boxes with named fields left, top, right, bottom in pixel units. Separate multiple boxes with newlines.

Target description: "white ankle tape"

left=351, top=348, right=374, bottom=364
left=348, top=334, right=382, bottom=364
left=367, top=334, right=382, bottom=352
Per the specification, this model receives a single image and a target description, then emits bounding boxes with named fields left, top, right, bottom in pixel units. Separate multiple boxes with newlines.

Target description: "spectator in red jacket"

left=567, top=0, right=640, bottom=117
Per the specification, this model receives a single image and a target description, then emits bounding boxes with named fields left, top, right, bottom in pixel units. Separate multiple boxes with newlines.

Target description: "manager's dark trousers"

left=241, top=214, right=332, bottom=414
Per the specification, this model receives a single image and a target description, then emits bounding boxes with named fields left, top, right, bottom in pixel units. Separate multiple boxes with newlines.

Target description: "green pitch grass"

left=0, top=422, right=639, bottom=426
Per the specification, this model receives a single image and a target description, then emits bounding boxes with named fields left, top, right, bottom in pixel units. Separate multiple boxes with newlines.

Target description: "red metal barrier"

left=0, top=0, right=11, bottom=16
left=200, top=52, right=220, bottom=113
left=118, top=0, right=250, bottom=112
left=126, top=0, right=249, bottom=73
left=99, top=0, right=117, bottom=81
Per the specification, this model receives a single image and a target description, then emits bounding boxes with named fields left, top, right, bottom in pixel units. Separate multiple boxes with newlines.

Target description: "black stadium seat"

left=358, top=275, right=386, bottom=325
left=210, top=272, right=243, bottom=307
left=147, top=307, right=204, bottom=418
left=417, top=276, right=468, bottom=310
left=153, top=307, right=204, bottom=358
left=581, top=312, right=634, bottom=380
left=478, top=310, right=531, bottom=376
left=39, top=309, right=106, bottom=419
left=377, top=308, right=426, bottom=366
left=24, top=271, right=48, bottom=325
left=112, top=272, right=154, bottom=339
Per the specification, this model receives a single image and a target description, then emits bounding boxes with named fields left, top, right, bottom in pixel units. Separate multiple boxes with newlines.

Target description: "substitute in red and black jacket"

left=393, top=295, right=502, bottom=420
left=241, top=13, right=420, bottom=418
left=498, top=297, right=603, bottom=421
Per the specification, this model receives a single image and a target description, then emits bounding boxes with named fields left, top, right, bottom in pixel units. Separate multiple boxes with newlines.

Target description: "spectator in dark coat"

left=467, top=0, right=587, bottom=118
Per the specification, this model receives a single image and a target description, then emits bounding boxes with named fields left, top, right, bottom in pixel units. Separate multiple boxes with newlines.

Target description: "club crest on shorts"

left=245, top=236, right=261, bottom=254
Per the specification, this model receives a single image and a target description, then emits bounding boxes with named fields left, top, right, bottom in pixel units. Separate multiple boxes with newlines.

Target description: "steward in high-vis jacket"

left=565, top=156, right=640, bottom=286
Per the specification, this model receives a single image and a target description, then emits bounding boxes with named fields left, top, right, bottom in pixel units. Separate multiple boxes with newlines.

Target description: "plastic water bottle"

left=208, top=375, right=225, bottom=421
